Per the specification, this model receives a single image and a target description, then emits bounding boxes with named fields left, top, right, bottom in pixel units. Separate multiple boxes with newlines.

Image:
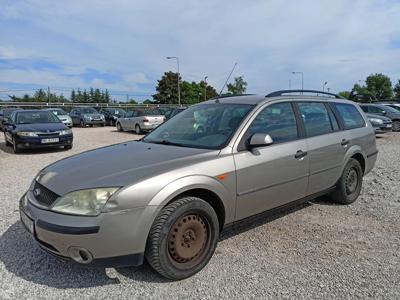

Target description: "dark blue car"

left=3, top=110, right=73, bottom=153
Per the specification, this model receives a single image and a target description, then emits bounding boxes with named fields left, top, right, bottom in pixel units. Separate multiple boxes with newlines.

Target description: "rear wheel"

left=145, top=197, right=219, bottom=280
left=117, top=122, right=123, bottom=132
left=392, top=120, right=400, bottom=132
left=331, top=158, right=363, bottom=204
left=135, top=124, right=142, bottom=134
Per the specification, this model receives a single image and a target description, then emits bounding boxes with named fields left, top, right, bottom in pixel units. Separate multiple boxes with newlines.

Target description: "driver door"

left=233, top=102, right=309, bottom=220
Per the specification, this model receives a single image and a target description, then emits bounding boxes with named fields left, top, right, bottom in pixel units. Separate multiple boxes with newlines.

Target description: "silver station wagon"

left=20, top=90, right=377, bottom=280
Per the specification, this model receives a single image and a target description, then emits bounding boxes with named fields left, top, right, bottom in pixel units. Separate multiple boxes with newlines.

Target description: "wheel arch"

left=148, top=176, right=235, bottom=229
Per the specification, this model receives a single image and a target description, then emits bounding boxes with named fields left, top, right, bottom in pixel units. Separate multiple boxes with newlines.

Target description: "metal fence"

left=0, top=102, right=178, bottom=111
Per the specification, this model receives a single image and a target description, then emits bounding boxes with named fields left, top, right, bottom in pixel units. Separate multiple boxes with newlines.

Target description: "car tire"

left=117, top=122, right=123, bottom=132
left=101, top=123, right=105, bottom=127
left=135, top=124, right=142, bottom=135
left=392, top=120, right=400, bottom=132
left=64, top=145, right=73, bottom=150
left=331, top=158, right=363, bottom=204
left=4, top=133, right=11, bottom=146
left=12, top=138, right=20, bottom=154
left=80, top=120, right=85, bottom=127
left=145, top=197, right=220, bottom=280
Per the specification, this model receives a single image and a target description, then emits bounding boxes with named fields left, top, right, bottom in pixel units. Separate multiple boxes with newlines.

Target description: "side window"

left=334, top=103, right=366, bottom=130
left=369, top=106, right=383, bottom=114
left=298, top=102, right=338, bottom=137
left=245, top=102, right=298, bottom=144
left=126, top=111, right=133, bottom=117
left=360, top=106, right=369, bottom=113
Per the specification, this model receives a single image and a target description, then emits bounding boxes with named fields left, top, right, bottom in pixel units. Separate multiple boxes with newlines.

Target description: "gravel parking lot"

left=0, top=127, right=399, bottom=299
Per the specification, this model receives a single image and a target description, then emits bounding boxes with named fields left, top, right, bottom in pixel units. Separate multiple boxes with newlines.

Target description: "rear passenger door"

left=296, top=101, right=346, bottom=194
left=234, top=102, right=309, bottom=220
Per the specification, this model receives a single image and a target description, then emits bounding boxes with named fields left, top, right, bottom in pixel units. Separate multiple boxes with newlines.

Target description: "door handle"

left=294, top=150, right=307, bottom=159
left=341, top=139, right=350, bottom=146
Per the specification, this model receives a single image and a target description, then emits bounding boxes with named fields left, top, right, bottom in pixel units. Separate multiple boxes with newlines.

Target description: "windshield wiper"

left=144, top=140, right=191, bottom=148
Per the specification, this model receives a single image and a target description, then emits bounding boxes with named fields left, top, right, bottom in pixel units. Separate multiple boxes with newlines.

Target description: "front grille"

left=37, top=132, right=60, bottom=137
left=33, top=181, right=60, bottom=207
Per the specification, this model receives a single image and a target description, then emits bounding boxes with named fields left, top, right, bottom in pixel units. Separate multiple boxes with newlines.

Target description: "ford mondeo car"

left=20, top=90, right=377, bottom=280
left=4, top=110, right=73, bottom=153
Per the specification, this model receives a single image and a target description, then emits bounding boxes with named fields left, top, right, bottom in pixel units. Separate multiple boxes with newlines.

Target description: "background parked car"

left=164, top=106, right=187, bottom=120
left=46, top=108, right=73, bottom=128
left=116, top=108, right=165, bottom=134
left=0, top=107, right=18, bottom=131
left=359, top=103, right=400, bottom=131
left=69, top=107, right=105, bottom=127
left=377, top=102, right=400, bottom=112
left=99, top=107, right=127, bottom=126
left=365, top=113, right=392, bottom=134
left=3, top=110, right=73, bottom=153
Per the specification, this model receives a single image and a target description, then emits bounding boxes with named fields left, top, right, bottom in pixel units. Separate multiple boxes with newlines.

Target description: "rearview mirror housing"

left=248, top=133, right=274, bottom=149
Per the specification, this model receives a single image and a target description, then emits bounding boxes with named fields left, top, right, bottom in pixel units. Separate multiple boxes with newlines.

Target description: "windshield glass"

left=82, top=108, right=98, bottom=114
left=16, top=111, right=61, bottom=124
left=385, top=105, right=400, bottom=112
left=107, top=108, right=126, bottom=115
left=140, top=109, right=162, bottom=116
left=143, top=103, right=254, bottom=149
left=49, top=109, right=68, bottom=116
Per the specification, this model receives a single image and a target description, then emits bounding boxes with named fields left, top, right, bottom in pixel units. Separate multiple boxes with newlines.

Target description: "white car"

left=46, top=108, right=73, bottom=128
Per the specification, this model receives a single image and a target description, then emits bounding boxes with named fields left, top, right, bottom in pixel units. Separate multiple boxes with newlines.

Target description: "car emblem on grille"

left=33, top=188, right=41, bottom=197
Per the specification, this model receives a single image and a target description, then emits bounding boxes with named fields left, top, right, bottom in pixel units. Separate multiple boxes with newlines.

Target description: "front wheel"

left=4, top=133, right=11, bottom=146
left=117, top=122, right=123, bottom=132
left=145, top=197, right=220, bottom=280
left=331, top=158, right=363, bottom=204
left=13, top=138, right=20, bottom=154
left=392, top=120, right=400, bottom=132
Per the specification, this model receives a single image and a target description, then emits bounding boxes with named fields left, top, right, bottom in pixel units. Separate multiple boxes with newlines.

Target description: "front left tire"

left=4, top=133, right=11, bottom=146
left=145, top=197, right=220, bottom=280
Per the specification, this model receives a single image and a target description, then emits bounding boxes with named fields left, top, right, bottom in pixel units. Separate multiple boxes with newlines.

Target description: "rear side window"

left=360, top=106, right=368, bottom=113
left=298, top=102, right=338, bottom=137
left=334, top=103, right=366, bottom=130
left=246, top=102, right=298, bottom=144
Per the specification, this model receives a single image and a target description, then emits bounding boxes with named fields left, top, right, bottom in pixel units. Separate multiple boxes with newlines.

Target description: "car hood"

left=365, top=113, right=392, bottom=121
left=16, top=123, right=67, bottom=131
left=37, top=141, right=217, bottom=195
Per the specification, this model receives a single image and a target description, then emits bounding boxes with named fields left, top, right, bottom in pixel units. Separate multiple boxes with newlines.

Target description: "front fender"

left=148, top=175, right=236, bottom=225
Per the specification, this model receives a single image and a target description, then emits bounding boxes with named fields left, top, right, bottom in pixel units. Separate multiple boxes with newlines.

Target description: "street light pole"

left=323, top=81, right=328, bottom=92
left=292, top=71, right=304, bottom=92
left=204, top=76, right=208, bottom=101
left=166, top=56, right=180, bottom=106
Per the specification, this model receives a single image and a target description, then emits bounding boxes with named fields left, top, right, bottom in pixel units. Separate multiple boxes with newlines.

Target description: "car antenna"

left=216, top=62, right=237, bottom=103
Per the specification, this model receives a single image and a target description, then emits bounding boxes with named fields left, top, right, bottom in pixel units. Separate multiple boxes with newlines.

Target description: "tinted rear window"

left=334, top=103, right=365, bottom=130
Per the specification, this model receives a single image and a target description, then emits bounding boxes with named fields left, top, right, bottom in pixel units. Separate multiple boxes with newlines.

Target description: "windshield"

left=140, top=109, right=162, bottom=116
left=386, top=105, right=400, bottom=112
left=143, top=103, right=254, bottom=149
left=16, top=111, right=61, bottom=124
left=49, top=109, right=68, bottom=116
left=82, top=108, right=98, bottom=114
left=107, top=108, right=126, bottom=115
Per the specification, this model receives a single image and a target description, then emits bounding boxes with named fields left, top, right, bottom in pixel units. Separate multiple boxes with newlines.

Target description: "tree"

left=71, top=90, right=76, bottom=102
left=365, top=73, right=393, bottom=100
left=153, top=71, right=181, bottom=104
left=227, top=76, right=247, bottom=95
left=338, top=91, right=351, bottom=99
left=393, top=80, right=400, bottom=100
left=143, top=99, right=154, bottom=104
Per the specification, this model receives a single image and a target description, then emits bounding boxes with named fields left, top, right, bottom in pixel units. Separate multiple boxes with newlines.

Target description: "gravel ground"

left=0, top=127, right=399, bottom=299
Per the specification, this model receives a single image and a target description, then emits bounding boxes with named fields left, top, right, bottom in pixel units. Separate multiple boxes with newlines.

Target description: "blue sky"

left=1, top=0, right=400, bottom=102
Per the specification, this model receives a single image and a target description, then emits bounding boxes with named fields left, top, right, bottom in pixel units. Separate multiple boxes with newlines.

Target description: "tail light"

left=143, top=118, right=149, bottom=123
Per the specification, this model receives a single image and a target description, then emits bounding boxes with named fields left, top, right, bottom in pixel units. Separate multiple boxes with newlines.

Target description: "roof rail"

left=210, top=93, right=256, bottom=100
left=266, top=89, right=343, bottom=99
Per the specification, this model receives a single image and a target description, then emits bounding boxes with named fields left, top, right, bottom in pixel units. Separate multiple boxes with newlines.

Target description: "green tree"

left=365, top=73, right=393, bottom=100
left=143, top=99, right=154, bottom=104
left=393, top=80, right=400, bottom=100
left=153, top=71, right=181, bottom=104
left=71, top=90, right=76, bottom=102
left=227, top=76, right=247, bottom=95
left=338, top=91, right=351, bottom=99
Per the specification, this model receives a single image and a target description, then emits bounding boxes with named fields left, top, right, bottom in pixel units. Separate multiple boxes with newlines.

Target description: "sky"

left=1, top=0, right=400, bottom=102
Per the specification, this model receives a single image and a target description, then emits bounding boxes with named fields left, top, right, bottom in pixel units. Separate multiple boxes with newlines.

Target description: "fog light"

left=68, top=246, right=93, bottom=264
left=25, top=143, right=30, bottom=147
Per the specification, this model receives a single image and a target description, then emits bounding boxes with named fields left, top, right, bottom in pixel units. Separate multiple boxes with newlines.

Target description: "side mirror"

left=248, top=133, right=274, bottom=149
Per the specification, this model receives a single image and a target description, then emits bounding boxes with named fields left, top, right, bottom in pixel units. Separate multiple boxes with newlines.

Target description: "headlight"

left=59, top=129, right=72, bottom=135
left=369, top=118, right=383, bottom=125
left=101, top=115, right=105, bottom=120
left=17, top=132, right=39, bottom=137
left=51, top=187, right=119, bottom=216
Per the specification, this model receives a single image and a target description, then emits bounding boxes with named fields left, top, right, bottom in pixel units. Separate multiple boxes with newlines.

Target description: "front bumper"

left=19, top=192, right=159, bottom=267
left=83, top=119, right=105, bottom=125
left=15, top=134, right=73, bottom=149
left=61, top=120, right=73, bottom=128
left=373, top=125, right=392, bottom=134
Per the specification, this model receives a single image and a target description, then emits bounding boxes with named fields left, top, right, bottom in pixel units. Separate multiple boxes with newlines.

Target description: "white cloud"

left=1, top=0, right=400, bottom=95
